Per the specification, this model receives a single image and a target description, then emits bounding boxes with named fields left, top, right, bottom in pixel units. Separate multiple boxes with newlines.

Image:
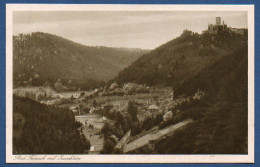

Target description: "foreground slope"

left=13, top=95, right=90, bottom=154
left=131, top=45, right=248, bottom=154
left=13, top=32, right=147, bottom=90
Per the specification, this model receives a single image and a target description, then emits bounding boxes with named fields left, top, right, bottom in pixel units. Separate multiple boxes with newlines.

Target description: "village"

left=13, top=80, right=205, bottom=154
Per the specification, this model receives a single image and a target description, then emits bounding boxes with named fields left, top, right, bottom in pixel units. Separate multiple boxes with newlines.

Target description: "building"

left=72, top=94, right=80, bottom=99
left=123, top=83, right=135, bottom=90
left=70, top=106, right=78, bottom=113
left=102, top=116, right=107, bottom=121
left=193, top=88, right=205, bottom=100
left=205, top=17, right=248, bottom=36
left=230, top=27, right=248, bottom=36
left=148, top=104, right=159, bottom=112
left=163, top=111, right=173, bottom=122
left=216, top=17, right=221, bottom=25
left=207, top=17, right=227, bottom=33
left=109, top=82, right=118, bottom=90
left=89, top=107, right=96, bottom=114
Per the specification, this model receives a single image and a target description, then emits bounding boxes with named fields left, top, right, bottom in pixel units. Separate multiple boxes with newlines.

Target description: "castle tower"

left=216, top=17, right=221, bottom=25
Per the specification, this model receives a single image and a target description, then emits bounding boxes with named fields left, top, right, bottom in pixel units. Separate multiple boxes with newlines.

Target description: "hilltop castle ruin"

left=208, top=17, right=227, bottom=33
left=203, top=17, right=247, bottom=36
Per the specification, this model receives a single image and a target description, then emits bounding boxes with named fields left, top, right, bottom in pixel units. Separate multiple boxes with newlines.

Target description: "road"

left=75, top=114, right=104, bottom=154
left=123, top=119, right=193, bottom=153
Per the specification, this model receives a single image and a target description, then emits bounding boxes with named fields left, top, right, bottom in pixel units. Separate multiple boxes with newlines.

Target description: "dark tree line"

left=13, top=95, right=90, bottom=154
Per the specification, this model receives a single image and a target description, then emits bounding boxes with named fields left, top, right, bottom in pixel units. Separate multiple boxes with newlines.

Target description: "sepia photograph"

left=5, top=4, right=254, bottom=163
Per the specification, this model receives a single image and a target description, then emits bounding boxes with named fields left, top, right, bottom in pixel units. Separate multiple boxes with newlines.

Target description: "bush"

left=58, top=98, right=74, bottom=105
left=75, top=121, right=83, bottom=129
left=101, top=138, right=116, bottom=154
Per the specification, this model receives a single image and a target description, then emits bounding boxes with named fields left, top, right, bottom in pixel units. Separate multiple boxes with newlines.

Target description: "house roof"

left=149, top=104, right=159, bottom=110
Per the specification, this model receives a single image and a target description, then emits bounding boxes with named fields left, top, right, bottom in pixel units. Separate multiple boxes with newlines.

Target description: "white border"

left=6, top=4, right=255, bottom=163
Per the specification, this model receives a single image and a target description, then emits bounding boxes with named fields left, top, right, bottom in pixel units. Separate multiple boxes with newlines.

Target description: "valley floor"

left=13, top=84, right=202, bottom=154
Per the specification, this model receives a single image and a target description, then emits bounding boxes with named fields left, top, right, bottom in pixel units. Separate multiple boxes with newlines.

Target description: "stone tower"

left=216, top=17, right=221, bottom=25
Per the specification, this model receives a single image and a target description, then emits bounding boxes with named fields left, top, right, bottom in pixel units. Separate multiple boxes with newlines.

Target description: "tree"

left=127, top=101, right=138, bottom=122
left=115, top=112, right=124, bottom=124
left=101, top=122, right=111, bottom=138
left=80, top=92, right=85, bottom=97
left=93, top=99, right=97, bottom=107
left=102, top=139, right=116, bottom=154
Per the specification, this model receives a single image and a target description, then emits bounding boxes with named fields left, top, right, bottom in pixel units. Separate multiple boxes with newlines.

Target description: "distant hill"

left=13, top=32, right=148, bottom=90
left=13, top=95, right=90, bottom=154
left=116, top=28, right=247, bottom=87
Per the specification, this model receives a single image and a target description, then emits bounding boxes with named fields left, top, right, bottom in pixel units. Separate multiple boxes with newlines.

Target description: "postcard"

left=6, top=4, right=254, bottom=163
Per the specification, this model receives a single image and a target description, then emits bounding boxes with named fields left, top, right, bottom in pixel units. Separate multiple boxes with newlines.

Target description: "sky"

left=13, top=11, right=247, bottom=49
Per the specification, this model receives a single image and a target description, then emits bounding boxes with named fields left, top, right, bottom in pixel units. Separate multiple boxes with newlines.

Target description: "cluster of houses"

left=107, top=82, right=149, bottom=95
left=68, top=79, right=206, bottom=130
left=144, top=88, right=206, bottom=122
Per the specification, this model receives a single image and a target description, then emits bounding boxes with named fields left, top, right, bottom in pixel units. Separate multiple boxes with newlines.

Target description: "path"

left=123, top=119, right=193, bottom=153
left=75, top=114, right=105, bottom=154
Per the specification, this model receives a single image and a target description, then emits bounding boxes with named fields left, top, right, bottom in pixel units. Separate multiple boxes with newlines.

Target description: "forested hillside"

left=130, top=45, right=248, bottom=154
left=13, top=32, right=147, bottom=90
left=13, top=95, right=90, bottom=154
left=116, top=29, right=247, bottom=87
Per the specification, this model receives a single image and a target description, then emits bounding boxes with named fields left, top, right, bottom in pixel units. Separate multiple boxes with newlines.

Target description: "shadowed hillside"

left=13, top=95, right=90, bottom=154
left=116, top=29, right=247, bottom=87
left=13, top=32, right=148, bottom=90
left=129, top=45, right=248, bottom=154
